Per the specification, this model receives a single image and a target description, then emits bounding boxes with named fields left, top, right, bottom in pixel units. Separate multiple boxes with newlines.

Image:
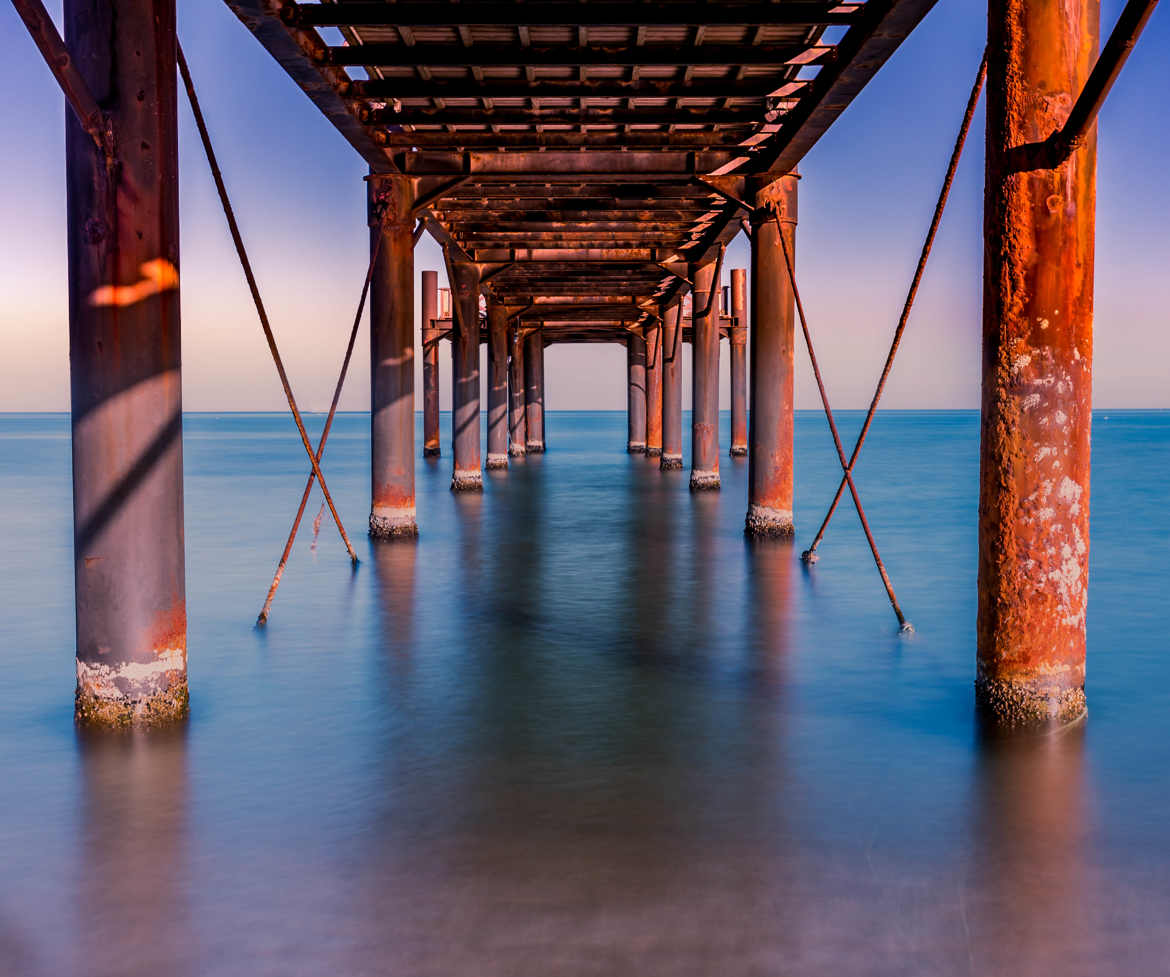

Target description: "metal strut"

left=773, top=213, right=912, bottom=633
left=803, top=50, right=987, bottom=565
left=256, top=201, right=391, bottom=625
left=177, top=42, right=359, bottom=567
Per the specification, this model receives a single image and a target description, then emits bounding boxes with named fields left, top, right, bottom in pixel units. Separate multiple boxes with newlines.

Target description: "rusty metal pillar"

left=449, top=258, right=482, bottom=491
left=977, top=0, right=1098, bottom=725
left=66, top=0, right=187, bottom=726
left=645, top=322, right=663, bottom=457
left=729, top=268, right=749, bottom=457
left=368, top=173, right=417, bottom=537
left=746, top=175, right=798, bottom=537
left=508, top=323, right=527, bottom=456
left=524, top=330, right=545, bottom=453
left=421, top=269, right=440, bottom=457
left=690, top=259, right=720, bottom=490
left=626, top=331, right=647, bottom=453
left=485, top=298, right=509, bottom=470
left=660, top=300, right=684, bottom=471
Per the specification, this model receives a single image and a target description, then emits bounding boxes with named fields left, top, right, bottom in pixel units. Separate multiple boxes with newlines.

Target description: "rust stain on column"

left=524, top=330, right=545, bottom=453
left=659, top=300, right=684, bottom=471
left=626, top=331, right=647, bottom=453
left=689, top=258, right=720, bottom=490
left=485, top=298, right=509, bottom=469
left=978, top=0, right=1098, bottom=725
left=746, top=176, right=798, bottom=537
left=645, top=322, right=663, bottom=457
left=508, top=323, right=527, bottom=457
left=450, top=259, right=483, bottom=491
left=421, top=269, right=440, bottom=457
left=369, top=174, right=418, bottom=536
left=729, top=268, right=749, bottom=457
left=67, top=0, right=188, bottom=726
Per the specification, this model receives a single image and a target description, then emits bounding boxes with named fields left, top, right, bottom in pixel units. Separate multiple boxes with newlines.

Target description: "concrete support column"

left=660, top=300, right=684, bottom=471
left=508, top=325, right=527, bottom=456
left=977, top=0, right=1098, bottom=725
left=524, top=331, right=545, bottom=453
left=729, top=268, right=749, bottom=457
left=368, top=173, right=417, bottom=537
left=485, top=299, right=509, bottom=470
left=645, top=322, right=663, bottom=457
left=689, top=259, right=721, bottom=490
left=421, top=269, right=440, bottom=457
left=449, top=258, right=483, bottom=491
left=746, top=175, right=798, bottom=537
left=66, top=0, right=187, bottom=726
left=626, top=331, right=647, bottom=453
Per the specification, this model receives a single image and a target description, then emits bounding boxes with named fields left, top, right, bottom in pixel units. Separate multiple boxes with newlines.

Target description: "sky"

left=1, top=0, right=1167, bottom=412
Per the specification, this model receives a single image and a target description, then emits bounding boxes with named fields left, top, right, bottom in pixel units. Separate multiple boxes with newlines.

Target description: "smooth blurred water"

left=1, top=410, right=1168, bottom=976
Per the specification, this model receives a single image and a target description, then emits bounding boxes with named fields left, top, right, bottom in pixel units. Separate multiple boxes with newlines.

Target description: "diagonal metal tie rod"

left=803, top=51, right=987, bottom=565
left=177, top=42, right=358, bottom=566
left=256, top=205, right=390, bottom=625
left=774, top=213, right=911, bottom=632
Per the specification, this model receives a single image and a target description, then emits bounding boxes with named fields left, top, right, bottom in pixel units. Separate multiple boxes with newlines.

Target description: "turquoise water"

left=2, top=410, right=1169, bottom=975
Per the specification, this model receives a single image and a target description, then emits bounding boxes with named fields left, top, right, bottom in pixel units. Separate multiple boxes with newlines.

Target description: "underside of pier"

left=225, top=0, right=937, bottom=340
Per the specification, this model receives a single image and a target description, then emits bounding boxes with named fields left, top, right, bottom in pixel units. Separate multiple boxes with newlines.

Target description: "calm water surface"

left=2, top=410, right=1168, bottom=976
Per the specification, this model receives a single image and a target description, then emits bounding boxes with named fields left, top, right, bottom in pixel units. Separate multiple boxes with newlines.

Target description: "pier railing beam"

left=485, top=298, right=510, bottom=470
left=729, top=267, right=749, bottom=457
left=421, top=269, right=441, bottom=457
left=746, top=175, right=798, bottom=537
left=67, top=0, right=188, bottom=726
left=660, top=300, right=684, bottom=471
left=690, top=258, right=721, bottom=490
left=508, top=324, right=527, bottom=456
left=524, top=330, right=546, bottom=453
left=449, top=257, right=483, bottom=490
left=977, top=0, right=1099, bottom=724
left=645, top=321, right=663, bottom=458
left=626, top=331, right=647, bottom=453
left=368, top=173, right=418, bottom=536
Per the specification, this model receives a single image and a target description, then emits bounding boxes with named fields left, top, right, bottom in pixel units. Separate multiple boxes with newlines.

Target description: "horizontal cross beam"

left=326, top=43, right=828, bottom=68
left=288, top=1, right=861, bottom=27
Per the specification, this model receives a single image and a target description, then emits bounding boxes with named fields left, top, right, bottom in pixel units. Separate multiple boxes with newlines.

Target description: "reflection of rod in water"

left=311, top=502, right=325, bottom=555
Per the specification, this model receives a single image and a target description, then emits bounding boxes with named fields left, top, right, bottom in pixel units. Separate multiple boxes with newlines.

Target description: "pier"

left=12, top=0, right=1159, bottom=728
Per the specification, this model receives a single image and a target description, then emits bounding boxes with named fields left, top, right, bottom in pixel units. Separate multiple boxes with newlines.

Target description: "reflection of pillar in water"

left=967, top=724, right=1088, bottom=973
left=78, top=731, right=190, bottom=974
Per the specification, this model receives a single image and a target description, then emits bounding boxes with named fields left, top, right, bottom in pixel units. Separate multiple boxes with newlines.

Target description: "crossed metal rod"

left=773, top=211, right=911, bottom=632
left=803, top=51, right=987, bottom=565
left=177, top=43, right=358, bottom=568
left=256, top=205, right=390, bottom=625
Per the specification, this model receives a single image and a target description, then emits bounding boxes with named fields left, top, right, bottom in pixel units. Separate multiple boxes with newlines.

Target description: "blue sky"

left=2, top=0, right=1167, bottom=410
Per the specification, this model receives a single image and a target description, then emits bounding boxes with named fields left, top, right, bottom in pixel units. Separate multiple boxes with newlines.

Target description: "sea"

left=1, top=409, right=1168, bottom=976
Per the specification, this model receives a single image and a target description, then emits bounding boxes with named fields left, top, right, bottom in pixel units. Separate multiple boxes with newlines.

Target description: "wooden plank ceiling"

left=225, top=0, right=937, bottom=343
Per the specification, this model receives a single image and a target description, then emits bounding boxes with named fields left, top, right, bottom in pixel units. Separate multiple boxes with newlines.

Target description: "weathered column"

left=67, top=0, right=187, bottom=726
left=524, top=330, right=545, bottom=453
left=746, top=175, right=798, bottom=537
left=660, top=300, right=684, bottom=471
left=485, top=298, right=509, bottom=470
left=449, top=258, right=482, bottom=491
left=368, top=173, right=417, bottom=537
left=689, top=259, right=721, bottom=490
left=977, top=0, right=1098, bottom=725
left=421, top=269, right=440, bottom=457
left=626, top=331, right=647, bottom=453
left=508, top=324, right=527, bottom=456
left=729, top=267, right=749, bottom=457
left=645, top=322, right=663, bottom=457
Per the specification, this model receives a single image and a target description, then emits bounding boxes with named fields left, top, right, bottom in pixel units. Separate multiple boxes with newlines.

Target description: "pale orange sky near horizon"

left=2, top=1, right=1167, bottom=414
